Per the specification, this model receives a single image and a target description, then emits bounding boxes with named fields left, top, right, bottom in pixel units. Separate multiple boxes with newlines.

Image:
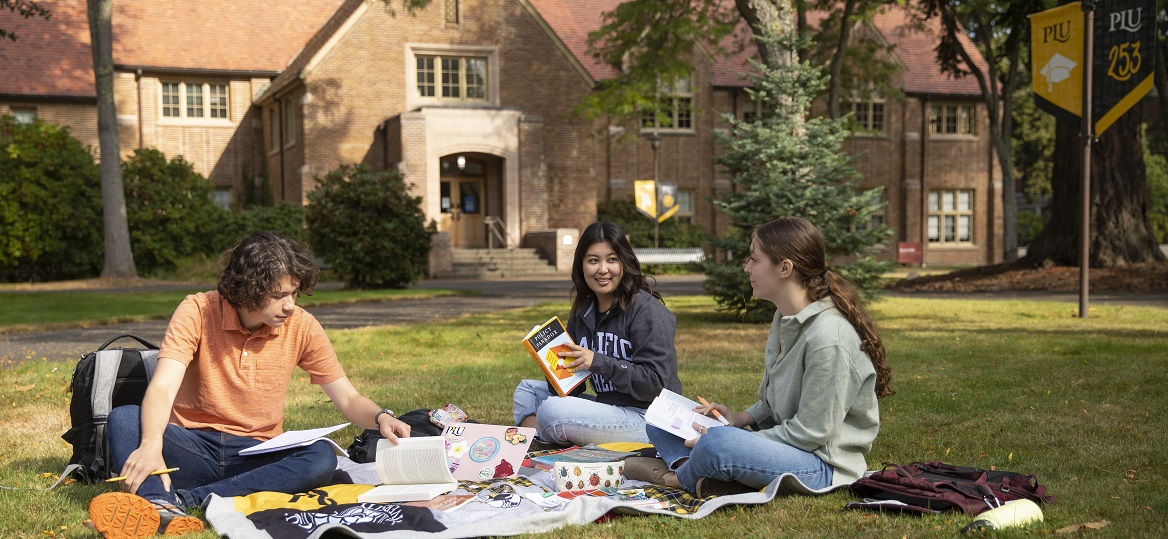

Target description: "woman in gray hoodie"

left=512, top=222, right=682, bottom=446
left=627, top=217, right=893, bottom=497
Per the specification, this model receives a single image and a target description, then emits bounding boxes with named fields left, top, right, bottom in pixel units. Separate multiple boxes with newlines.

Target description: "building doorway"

left=439, top=154, right=487, bottom=248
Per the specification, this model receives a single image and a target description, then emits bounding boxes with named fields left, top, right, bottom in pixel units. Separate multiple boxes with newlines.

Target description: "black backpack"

left=847, top=461, right=1055, bottom=516
left=61, top=335, right=159, bottom=483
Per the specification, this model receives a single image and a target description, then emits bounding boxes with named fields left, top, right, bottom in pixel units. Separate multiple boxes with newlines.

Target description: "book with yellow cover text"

left=522, top=317, right=590, bottom=397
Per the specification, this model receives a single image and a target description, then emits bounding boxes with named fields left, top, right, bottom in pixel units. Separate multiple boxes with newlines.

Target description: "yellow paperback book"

left=522, top=316, right=590, bottom=396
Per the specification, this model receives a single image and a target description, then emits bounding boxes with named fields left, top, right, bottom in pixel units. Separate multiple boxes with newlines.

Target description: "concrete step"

left=437, top=248, right=562, bottom=279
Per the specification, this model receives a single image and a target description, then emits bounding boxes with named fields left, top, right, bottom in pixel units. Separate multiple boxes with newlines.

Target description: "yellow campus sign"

left=1030, top=2, right=1083, bottom=119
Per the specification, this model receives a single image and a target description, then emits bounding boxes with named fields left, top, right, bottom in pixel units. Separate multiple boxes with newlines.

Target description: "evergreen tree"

left=705, top=33, right=891, bottom=323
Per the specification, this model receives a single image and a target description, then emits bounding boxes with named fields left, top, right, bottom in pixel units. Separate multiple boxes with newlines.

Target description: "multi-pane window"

left=445, top=0, right=459, bottom=23
left=928, top=189, right=974, bottom=245
left=161, top=82, right=229, bottom=120
left=676, top=190, right=694, bottom=224
left=850, top=193, right=886, bottom=233
left=416, top=55, right=488, bottom=102
left=741, top=94, right=759, bottom=123
left=930, top=104, right=974, bottom=135
left=642, top=77, right=694, bottom=131
left=852, top=100, right=885, bottom=134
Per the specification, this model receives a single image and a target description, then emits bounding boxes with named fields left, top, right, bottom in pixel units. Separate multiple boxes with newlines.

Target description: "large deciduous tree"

left=87, top=0, right=136, bottom=277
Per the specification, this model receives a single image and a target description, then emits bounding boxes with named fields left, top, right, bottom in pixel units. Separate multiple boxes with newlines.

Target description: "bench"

left=634, top=248, right=706, bottom=265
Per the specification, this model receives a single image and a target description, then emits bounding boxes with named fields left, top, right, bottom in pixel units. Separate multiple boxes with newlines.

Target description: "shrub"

left=597, top=198, right=707, bottom=248
left=0, top=116, right=102, bottom=281
left=216, top=203, right=307, bottom=253
left=122, top=148, right=228, bottom=276
left=305, top=164, right=435, bottom=288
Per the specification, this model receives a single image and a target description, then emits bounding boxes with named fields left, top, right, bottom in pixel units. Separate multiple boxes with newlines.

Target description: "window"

left=269, top=106, right=279, bottom=151
left=930, top=104, right=974, bottom=136
left=416, top=55, right=488, bottom=102
left=928, top=189, right=974, bottom=245
left=161, top=82, right=229, bottom=120
left=283, top=97, right=296, bottom=146
left=642, top=76, right=694, bottom=131
left=852, top=99, right=885, bottom=134
left=850, top=192, right=886, bottom=233
left=739, top=92, right=759, bottom=123
left=11, top=108, right=36, bottom=124
left=676, top=190, right=694, bottom=224
left=213, top=188, right=233, bottom=210
left=445, top=0, right=459, bottom=23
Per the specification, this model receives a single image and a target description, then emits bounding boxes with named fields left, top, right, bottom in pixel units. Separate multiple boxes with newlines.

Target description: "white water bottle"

left=961, top=499, right=1044, bottom=533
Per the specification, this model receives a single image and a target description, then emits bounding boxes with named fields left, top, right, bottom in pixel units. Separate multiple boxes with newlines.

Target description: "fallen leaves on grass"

left=1055, top=520, right=1110, bottom=534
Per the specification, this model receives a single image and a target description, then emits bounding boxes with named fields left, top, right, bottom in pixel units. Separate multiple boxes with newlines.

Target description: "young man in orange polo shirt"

left=87, top=232, right=412, bottom=538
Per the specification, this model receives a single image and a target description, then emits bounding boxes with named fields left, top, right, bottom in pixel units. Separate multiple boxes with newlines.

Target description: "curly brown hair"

left=754, top=217, right=893, bottom=398
left=217, top=231, right=318, bottom=312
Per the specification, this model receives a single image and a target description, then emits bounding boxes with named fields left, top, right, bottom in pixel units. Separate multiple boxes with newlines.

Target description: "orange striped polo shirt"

left=159, top=291, right=346, bottom=440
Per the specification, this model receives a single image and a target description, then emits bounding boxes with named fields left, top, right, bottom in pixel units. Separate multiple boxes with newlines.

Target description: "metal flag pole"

left=1079, top=0, right=1094, bottom=319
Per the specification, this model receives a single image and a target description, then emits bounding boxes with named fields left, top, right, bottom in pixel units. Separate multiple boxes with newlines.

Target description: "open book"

left=644, top=389, right=724, bottom=440
left=357, top=437, right=459, bottom=503
left=522, top=316, right=590, bottom=396
left=238, top=423, right=349, bottom=457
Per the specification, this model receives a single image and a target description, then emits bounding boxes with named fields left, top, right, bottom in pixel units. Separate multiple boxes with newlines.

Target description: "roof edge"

left=516, top=0, right=596, bottom=87
left=0, top=93, right=97, bottom=103
left=116, top=65, right=280, bottom=78
left=299, top=0, right=370, bottom=82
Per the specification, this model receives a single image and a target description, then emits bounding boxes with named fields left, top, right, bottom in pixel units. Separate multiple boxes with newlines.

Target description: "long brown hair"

left=753, top=217, right=893, bottom=398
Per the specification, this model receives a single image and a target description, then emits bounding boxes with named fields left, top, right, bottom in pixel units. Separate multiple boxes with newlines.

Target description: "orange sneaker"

left=88, top=492, right=204, bottom=538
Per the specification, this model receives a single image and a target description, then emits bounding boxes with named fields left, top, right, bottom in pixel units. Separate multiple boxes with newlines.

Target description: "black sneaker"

left=694, top=477, right=758, bottom=498
left=528, top=436, right=569, bottom=452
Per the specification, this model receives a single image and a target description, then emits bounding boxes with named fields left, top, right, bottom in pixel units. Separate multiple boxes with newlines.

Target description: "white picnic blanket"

left=206, top=457, right=842, bottom=538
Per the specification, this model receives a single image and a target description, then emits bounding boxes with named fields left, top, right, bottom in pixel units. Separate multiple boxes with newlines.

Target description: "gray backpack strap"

left=91, top=349, right=124, bottom=477
left=140, top=349, right=159, bottom=381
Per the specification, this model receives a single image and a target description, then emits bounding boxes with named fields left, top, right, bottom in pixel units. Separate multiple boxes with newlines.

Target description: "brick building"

left=0, top=0, right=1001, bottom=267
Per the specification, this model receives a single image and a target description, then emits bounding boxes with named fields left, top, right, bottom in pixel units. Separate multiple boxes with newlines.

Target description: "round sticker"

left=469, top=436, right=500, bottom=462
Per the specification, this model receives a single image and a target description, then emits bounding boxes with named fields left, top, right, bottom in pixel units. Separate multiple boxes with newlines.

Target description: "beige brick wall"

left=0, top=101, right=99, bottom=149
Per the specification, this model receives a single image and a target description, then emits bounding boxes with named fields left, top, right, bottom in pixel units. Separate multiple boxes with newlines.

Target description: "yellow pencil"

left=105, top=468, right=179, bottom=483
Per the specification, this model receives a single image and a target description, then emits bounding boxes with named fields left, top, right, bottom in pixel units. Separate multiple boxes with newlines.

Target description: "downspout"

left=899, top=92, right=908, bottom=243
left=986, top=117, right=996, bottom=263
left=135, top=69, right=144, bottom=149
left=919, top=94, right=929, bottom=266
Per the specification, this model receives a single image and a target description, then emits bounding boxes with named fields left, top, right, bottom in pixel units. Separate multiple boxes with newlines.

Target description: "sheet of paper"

left=238, top=423, right=349, bottom=456
left=644, top=389, right=724, bottom=440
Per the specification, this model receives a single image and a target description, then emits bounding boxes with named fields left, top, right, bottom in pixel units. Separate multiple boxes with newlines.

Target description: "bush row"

left=0, top=117, right=431, bottom=287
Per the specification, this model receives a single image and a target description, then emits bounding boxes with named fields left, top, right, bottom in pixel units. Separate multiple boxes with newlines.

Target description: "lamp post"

left=649, top=132, right=662, bottom=248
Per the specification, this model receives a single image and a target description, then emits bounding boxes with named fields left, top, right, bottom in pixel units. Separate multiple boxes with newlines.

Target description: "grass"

left=1, top=296, right=1166, bottom=537
left=0, top=288, right=466, bottom=331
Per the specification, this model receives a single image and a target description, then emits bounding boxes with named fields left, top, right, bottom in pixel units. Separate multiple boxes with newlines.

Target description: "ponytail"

left=806, top=271, right=894, bottom=398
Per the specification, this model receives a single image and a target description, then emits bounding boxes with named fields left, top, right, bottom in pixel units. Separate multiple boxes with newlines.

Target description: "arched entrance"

left=438, top=152, right=502, bottom=248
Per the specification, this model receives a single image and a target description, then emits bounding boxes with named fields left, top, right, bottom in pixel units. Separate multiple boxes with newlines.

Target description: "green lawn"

left=1, top=296, right=1165, bottom=538
left=0, top=287, right=466, bottom=330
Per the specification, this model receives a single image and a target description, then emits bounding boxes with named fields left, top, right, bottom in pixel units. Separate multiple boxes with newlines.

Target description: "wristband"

left=375, top=408, right=396, bottom=427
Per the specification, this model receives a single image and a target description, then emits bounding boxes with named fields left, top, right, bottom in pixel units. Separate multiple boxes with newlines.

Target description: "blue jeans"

left=107, top=405, right=338, bottom=509
left=512, top=379, right=650, bottom=445
left=646, top=424, right=834, bottom=492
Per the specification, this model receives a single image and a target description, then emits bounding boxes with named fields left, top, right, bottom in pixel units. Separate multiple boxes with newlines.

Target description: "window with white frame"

left=929, top=104, right=974, bottom=136
left=642, top=76, right=694, bottom=131
left=928, top=189, right=974, bottom=245
left=283, top=97, right=296, bottom=146
left=213, top=188, right=233, bottom=210
left=416, top=55, right=488, bottom=102
left=676, top=190, right=694, bottom=224
left=160, top=81, right=229, bottom=120
left=852, top=98, right=885, bottom=134
left=850, top=192, right=886, bottom=233
left=740, top=93, right=759, bottom=123
left=11, top=108, right=36, bottom=124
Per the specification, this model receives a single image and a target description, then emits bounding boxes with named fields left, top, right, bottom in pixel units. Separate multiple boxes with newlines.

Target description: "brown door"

left=439, top=177, right=485, bottom=248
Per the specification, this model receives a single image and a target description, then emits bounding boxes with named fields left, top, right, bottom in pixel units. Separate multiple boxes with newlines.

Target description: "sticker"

left=478, top=466, right=495, bottom=479
left=469, top=437, right=500, bottom=462
left=504, top=427, right=528, bottom=446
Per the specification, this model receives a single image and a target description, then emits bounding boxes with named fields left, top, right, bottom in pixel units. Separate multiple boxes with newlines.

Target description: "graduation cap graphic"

left=1040, top=53, right=1077, bottom=93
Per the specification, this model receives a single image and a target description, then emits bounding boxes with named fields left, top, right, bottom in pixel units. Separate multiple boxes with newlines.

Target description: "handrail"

left=483, top=216, right=515, bottom=250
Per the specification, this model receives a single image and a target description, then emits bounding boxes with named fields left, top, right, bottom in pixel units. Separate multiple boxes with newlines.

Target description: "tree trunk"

left=826, top=0, right=857, bottom=119
left=735, top=0, right=795, bottom=68
left=1022, top=108, right=1166, bottom=267
left=87, top=0, right=136, bottom=278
